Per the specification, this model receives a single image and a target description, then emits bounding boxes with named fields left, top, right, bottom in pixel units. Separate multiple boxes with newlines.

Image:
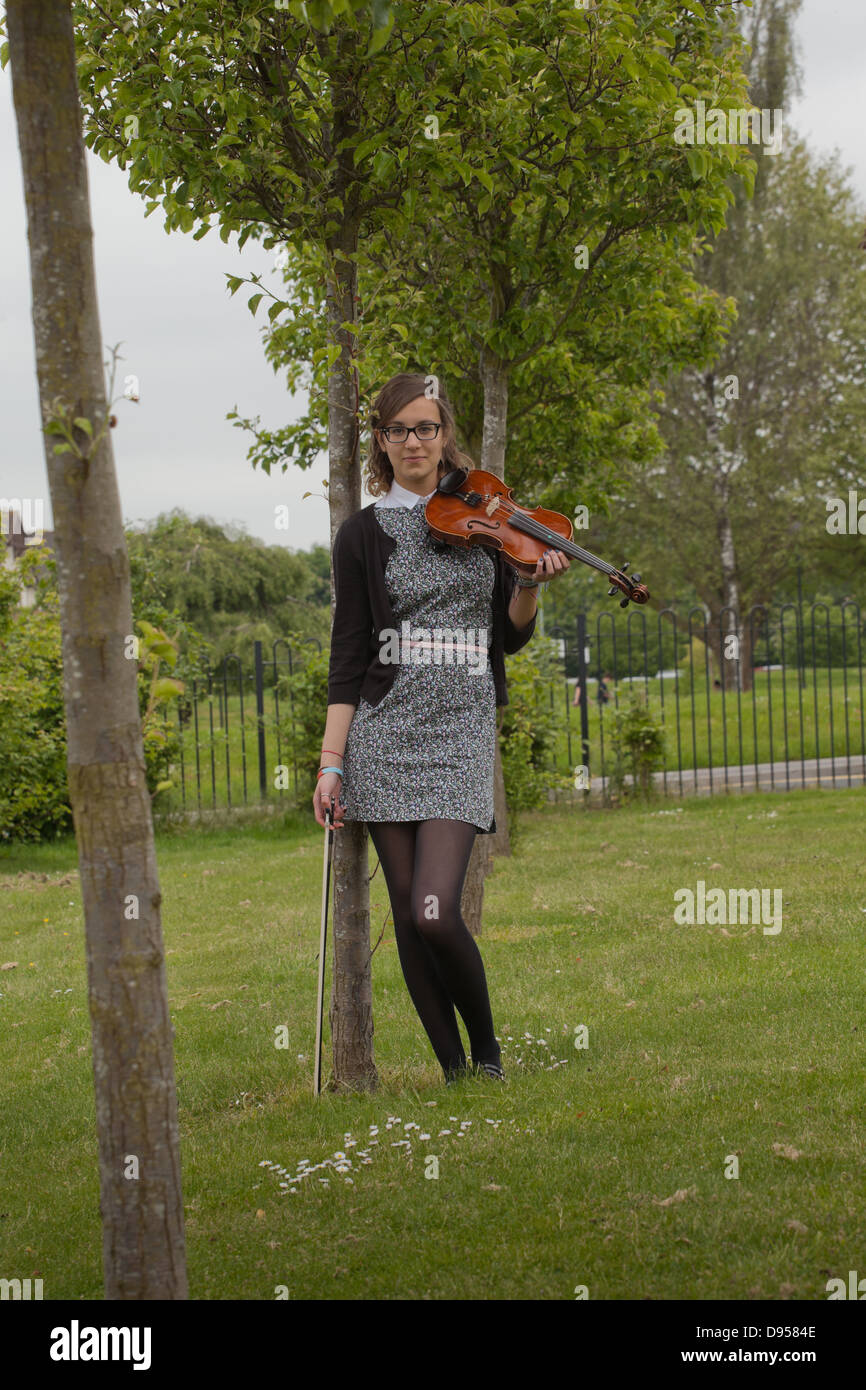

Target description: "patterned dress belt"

left=405, top=638, right=489, bottom=656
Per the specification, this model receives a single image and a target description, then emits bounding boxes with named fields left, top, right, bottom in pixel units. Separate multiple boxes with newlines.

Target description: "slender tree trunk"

left=7, top=0, right=186, bottom=1297
left=459, top=348, right=514, bottom=935
left=324, top=40, right=376, bottom=1090
left=705, top=372, right=741, bottom=693
left=480, top=343, right=510, bottom=477
left=715, top=498, right=741, bottom=692
left=480, top=348, right=512, bottom=858
left=491, top=733, right=510, bottom=856
left=460, top=832, right=490, bottom=940
left=739, top=614, right=756, bottom=694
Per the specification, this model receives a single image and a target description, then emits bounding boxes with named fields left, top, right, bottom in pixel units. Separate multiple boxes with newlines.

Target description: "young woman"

left=312, top=373, right=570, bottom=1085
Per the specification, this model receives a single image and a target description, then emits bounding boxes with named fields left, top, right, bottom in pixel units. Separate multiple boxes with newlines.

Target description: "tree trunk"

left=324, top=42, right=376, bottom=1091
left=481, top=349, right=512, bottom=859
left=492, top=735, right=510, bottom=856
left=480, top=342, right=510, bottom=477
left=460, top=833, right=491, bottom=940
left=7, top=0, right=187, bottom=1298
left=738, top=613, right=756, bottom=694
left=705, top=372, right=742, bottom=693
left=458, top=349, right=513, bottom=933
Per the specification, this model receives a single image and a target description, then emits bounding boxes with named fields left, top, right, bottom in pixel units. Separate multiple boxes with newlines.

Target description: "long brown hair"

left=363, top=372, right=475, bottom=497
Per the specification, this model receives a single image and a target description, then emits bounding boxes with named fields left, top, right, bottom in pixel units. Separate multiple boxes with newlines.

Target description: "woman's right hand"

left=313, top=772, right=346, bottom=829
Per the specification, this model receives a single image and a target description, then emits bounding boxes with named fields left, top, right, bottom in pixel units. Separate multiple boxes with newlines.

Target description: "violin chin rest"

left=436, top=467, right=468, bottom=494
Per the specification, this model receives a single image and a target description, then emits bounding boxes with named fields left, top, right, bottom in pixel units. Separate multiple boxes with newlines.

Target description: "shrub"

left=0, top=549, right=213, bottom=843
left=499, top=636, right=571, bottom=829
left=606, top=687, right=666, bottom=803
left=0, top=551, right=70, bottom=843
left=274, top=640, right=329, bottom=803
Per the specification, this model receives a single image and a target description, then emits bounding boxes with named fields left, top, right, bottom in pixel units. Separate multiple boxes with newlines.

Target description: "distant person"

left=597, top=672, right=612, bottom=708
left=572, top=681, right=582, bottom=707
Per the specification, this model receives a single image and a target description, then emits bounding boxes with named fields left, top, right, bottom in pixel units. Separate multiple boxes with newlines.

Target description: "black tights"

left=367, top=819, right=502, bottom=1080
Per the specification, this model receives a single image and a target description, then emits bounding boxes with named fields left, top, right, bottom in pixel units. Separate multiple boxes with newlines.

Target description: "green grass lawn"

left=1, top=789, right=863, bottom=1300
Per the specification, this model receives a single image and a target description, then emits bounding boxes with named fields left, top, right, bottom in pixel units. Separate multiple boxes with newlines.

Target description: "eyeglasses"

left=378, top=422, right=441, bottom=443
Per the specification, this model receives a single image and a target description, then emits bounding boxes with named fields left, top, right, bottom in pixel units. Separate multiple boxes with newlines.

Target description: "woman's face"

left=375, top=395, right=447, bottom=496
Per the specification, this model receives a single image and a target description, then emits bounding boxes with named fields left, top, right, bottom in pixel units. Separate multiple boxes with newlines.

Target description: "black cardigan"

left=327, top=501, right=536, bottom=710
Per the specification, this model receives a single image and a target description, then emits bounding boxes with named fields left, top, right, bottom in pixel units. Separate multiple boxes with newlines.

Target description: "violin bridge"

left=485, top=496, right=500, bottom=517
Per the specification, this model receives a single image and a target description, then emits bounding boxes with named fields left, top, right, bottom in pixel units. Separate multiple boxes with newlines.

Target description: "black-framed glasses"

left=378, top=422, right=441, bottom=443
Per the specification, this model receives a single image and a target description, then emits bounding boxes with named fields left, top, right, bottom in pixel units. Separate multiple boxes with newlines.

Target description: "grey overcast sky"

left=2, top=0, right=864, bottom=554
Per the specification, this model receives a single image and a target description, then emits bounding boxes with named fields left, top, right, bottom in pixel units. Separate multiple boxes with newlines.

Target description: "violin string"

left=443, top=479, right=641, bottom=591
left=491, top=494, right=620, bottom=579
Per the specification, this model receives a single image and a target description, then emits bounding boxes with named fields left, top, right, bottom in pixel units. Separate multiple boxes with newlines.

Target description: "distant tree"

left=125, top=511, right=330, bottom=657
left=592, top=0, right=866, bottom=688
left=605, top=140, right=866, bottom=688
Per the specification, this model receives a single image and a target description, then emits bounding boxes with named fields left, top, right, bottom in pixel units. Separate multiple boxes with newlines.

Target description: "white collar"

left=374, top=477, right=437, bottom=509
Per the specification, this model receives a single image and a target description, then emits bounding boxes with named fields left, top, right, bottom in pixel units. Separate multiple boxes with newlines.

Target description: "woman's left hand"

left=533, top=548, right=571, bottom=583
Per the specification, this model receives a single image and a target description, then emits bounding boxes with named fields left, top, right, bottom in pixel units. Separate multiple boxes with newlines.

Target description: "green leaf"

left=371, top=0, right=392, bottom=28
left=373, top=149, right=395, bottom=180
left=53, top=443, right=73, bottom=455
left=455, top=159, right=473, bottom=187
left=400, top=186, right=417, bottom=222
left=353, top=134, right=386, bottom=167
left=366, top=11, right=394, bottom=58
left=248, top=293, right=264, bottom=316
left=73, top=417, right=93, bottom=436
left=685, top=147, right=706, bottom=180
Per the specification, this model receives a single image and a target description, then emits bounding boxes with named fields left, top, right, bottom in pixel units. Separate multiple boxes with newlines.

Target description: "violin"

left=425, top=468, right=649, bottom=608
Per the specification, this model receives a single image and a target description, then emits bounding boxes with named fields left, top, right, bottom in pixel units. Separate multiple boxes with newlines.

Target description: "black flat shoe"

left=474, top=1060, right=506, bottom=1081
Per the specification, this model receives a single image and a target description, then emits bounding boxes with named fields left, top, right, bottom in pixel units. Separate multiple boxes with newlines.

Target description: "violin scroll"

left=606, top=562, right=649, bottom=608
